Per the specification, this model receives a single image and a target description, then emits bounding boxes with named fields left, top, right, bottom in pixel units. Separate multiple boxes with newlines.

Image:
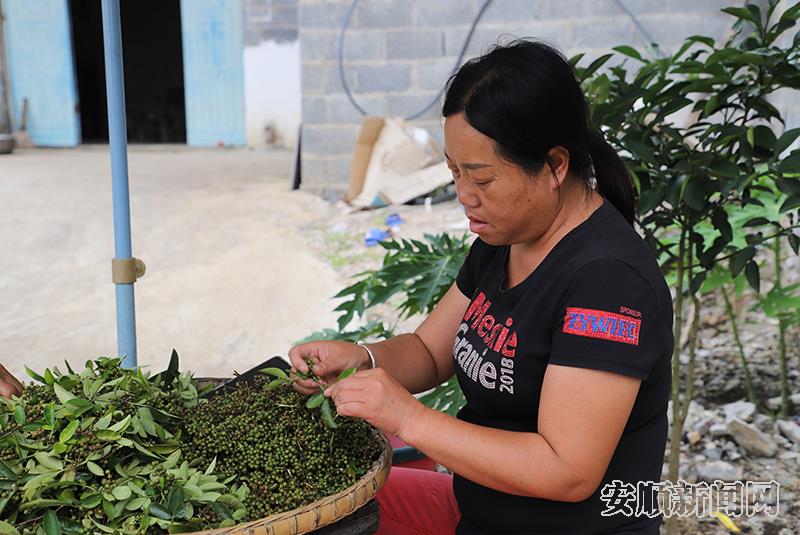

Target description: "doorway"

left=69, top=0, right=186, bottom=143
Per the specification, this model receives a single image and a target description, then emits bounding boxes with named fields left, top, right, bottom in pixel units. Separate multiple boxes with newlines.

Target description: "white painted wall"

left=244, top=39, right=302, bottom=148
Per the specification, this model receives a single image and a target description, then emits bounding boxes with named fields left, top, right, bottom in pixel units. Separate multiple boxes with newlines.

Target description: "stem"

left=721, top=285, right=763, bottom=410
left=687, top=223, right=800, bottom=270
left=773, top=236, right=791, bottom=419
left=666, top=224, right=687, bottom=535
left=679, top=292, right=700, bottom=425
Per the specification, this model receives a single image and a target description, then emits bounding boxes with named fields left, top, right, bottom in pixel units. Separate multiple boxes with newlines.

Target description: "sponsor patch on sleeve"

left=562, top=307, right=641, bottom=346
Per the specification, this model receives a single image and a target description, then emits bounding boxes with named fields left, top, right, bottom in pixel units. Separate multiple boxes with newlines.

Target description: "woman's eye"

left=475, top=180, right=493, bottom=190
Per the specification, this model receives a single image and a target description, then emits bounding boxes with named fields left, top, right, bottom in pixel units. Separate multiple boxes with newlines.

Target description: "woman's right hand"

left=288, top=340, right=370, bottom=395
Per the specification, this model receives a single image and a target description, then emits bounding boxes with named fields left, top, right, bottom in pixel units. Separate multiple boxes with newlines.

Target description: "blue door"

left=180, top=0, right=245, bottom=146
left=2, top=0, right=80, bottom=146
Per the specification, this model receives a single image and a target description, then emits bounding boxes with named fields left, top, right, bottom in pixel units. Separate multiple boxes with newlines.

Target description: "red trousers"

left=375, top=467, right=461, bottom=535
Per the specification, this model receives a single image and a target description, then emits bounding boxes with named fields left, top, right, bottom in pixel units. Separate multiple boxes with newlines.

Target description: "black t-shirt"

left=452, top=197, right=673, bottom=535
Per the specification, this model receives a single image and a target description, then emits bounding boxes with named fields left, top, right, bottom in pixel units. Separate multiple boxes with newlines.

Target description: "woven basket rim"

left=187, top=428, right=391, bottom=534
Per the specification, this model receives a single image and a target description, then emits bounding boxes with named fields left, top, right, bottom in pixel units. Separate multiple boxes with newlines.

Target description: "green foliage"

left=333, top=233, right=471, bottom=331
left=576, top=0, right=800, bottom=294
left=0, top=356, right=246, bottom=533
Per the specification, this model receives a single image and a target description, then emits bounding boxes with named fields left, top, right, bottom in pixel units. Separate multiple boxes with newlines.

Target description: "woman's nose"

left=455, top=181, right=479, bottom=208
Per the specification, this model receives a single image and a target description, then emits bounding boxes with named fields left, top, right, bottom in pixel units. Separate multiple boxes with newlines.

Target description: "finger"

left=287, top=343, right=320, bottom=373
left=333, top=400, right=368, bottom=419
left=291, top=382, right=319, bottom=396
left=293, top=378, right=318, bottom=390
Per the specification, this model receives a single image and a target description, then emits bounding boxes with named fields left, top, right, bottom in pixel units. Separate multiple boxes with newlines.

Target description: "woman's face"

left=444, top=113, right=568, bottom=247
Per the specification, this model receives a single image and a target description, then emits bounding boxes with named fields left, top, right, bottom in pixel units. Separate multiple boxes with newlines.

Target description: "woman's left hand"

left=324, top=368, right=424, bottom=437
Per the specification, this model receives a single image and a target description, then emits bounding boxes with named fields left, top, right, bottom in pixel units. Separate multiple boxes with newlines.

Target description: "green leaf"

left=776, top=178, right=800, bottom=195
left=43, top=509, right=61, bottom=535
left=125, top=496, right=148, bottom=511
left=53, top=383, right=76, bottom=404
left=306, top=392, right=324, bottom=409
left=44, top=403, right=55, bottom=428
left=612, top=45, right=643, bottom=61
left=266, top=378, right=284, bottom=390
left=338, top=367, right=358, bottom=380
left=24, top=366, right=47, bottom=384
left=259, top=367, right=288, bottom=380
left=112, top=485, right=132, bottom=501
left=166, top=486, right=185, bottom=515
left=212, top=501, right=233, bottom=520
left=745, top=261, right=760, bottom=293
left=81, top=492, right=102, bottom=508
left=775, top=127, right=800, bottom=156
left=730, top=247, right=755, bottom=276
left=779, top=150, right=800, bottom=173
left=33, top=452, right=63, bottom=471
left=94, top=412, right=113, bottom=431
left=108, top=414, right=132, bottom=433
left=13, top=405, right=24, bottom=426
left=149, top=503, right=172, bottom=520
left=86, top=461, right=105, bottom=477
left=59, top=420, right=79, bottom=443
left=789, top=233, right=799, bottom=255
left=321, top=398, right=338, bottom=429
left=0, top=521, right=20, bottom=535
left=780, top=193, right=800, bottom=212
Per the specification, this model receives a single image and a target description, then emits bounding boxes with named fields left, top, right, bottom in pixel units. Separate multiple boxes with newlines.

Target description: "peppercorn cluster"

left=182, top=375, right=383, bottom=522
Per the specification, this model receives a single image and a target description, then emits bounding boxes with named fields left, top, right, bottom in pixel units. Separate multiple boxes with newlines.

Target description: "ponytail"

left=588, top=129, right=636, bottom=226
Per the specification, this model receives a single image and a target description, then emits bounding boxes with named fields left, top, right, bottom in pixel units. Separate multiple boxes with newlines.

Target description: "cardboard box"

left=348, top=116, right=442, bottom=207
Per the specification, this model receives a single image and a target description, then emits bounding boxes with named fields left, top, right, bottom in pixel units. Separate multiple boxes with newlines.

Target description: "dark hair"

left=442, top=38, right=636, bottom=225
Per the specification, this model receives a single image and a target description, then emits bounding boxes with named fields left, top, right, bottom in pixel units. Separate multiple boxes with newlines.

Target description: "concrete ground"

left=0, top=145, right=341, bottom=381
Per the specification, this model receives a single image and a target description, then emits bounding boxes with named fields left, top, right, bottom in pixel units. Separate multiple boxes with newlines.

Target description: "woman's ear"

left=546, top=146, right=570, bottom=189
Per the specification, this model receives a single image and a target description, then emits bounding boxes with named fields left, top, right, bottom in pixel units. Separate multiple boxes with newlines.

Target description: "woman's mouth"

left=467, top=215, right=489, bottom=233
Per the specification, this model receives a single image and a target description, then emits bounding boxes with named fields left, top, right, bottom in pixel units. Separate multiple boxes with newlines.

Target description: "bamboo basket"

left=187, top=430, right=391, bottom=535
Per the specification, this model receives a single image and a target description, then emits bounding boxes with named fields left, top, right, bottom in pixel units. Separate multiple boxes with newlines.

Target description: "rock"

left=766, top=393, right=800, bottom=410
left=753, top=413, right=776, bottom=433
left=778, top=451, right=798, bottom=460
left=696, top=459, right=743, bottom=482
left=722, top=400, right=756, bottom=422
left=702, top=446, right=722, bottom=460
left=777, top=420, right=800, bottom=446
left=687, top=430, right=701, bottom=446
left=710, top=423, right=729, bottom=437
left=727, top=418, right=778, bottom=457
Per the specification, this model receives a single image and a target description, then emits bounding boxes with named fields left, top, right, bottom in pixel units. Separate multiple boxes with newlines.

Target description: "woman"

left=290, top=39, right=673, bottom=535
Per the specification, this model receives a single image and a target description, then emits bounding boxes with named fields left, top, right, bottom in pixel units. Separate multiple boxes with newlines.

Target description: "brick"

left=417, top=58, right=456, bottom=91
left=300, top=32, right=332, bottom=61
left=298, top=3, right=350, bottom=29
left=387, top=93, right=441, bottom=121
left=301, top=64, right=327, bottom=93
left=570, top=18, right=638, bottom=50
left=355, top=64, right=411, bottom=92
left=340, top=31, right=386, bottom=61
left=328, top=94, right=385, bottom=123
left=415, top=0, right=476, bottom=27
left=302, top=96, right=327, bottom=124
left=355, top=0, right=413, bottom=28
left=326, top=64, right=358, bottom=93
left=387, top=30, right=443, bottom=59
left=302, top=125, right=359, bottom=155
left=327, top=156, right=354, bottom=183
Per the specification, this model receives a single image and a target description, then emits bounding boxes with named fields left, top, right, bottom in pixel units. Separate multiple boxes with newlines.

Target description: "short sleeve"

left=455, top=238, right=497, bottom=298
left=549, top=258, right=664, bottom=380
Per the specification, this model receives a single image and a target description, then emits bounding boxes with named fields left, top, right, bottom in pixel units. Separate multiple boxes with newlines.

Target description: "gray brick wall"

left=297, top=0, right=767, bottom=192
left=246, top=0, right=298, bottom=45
